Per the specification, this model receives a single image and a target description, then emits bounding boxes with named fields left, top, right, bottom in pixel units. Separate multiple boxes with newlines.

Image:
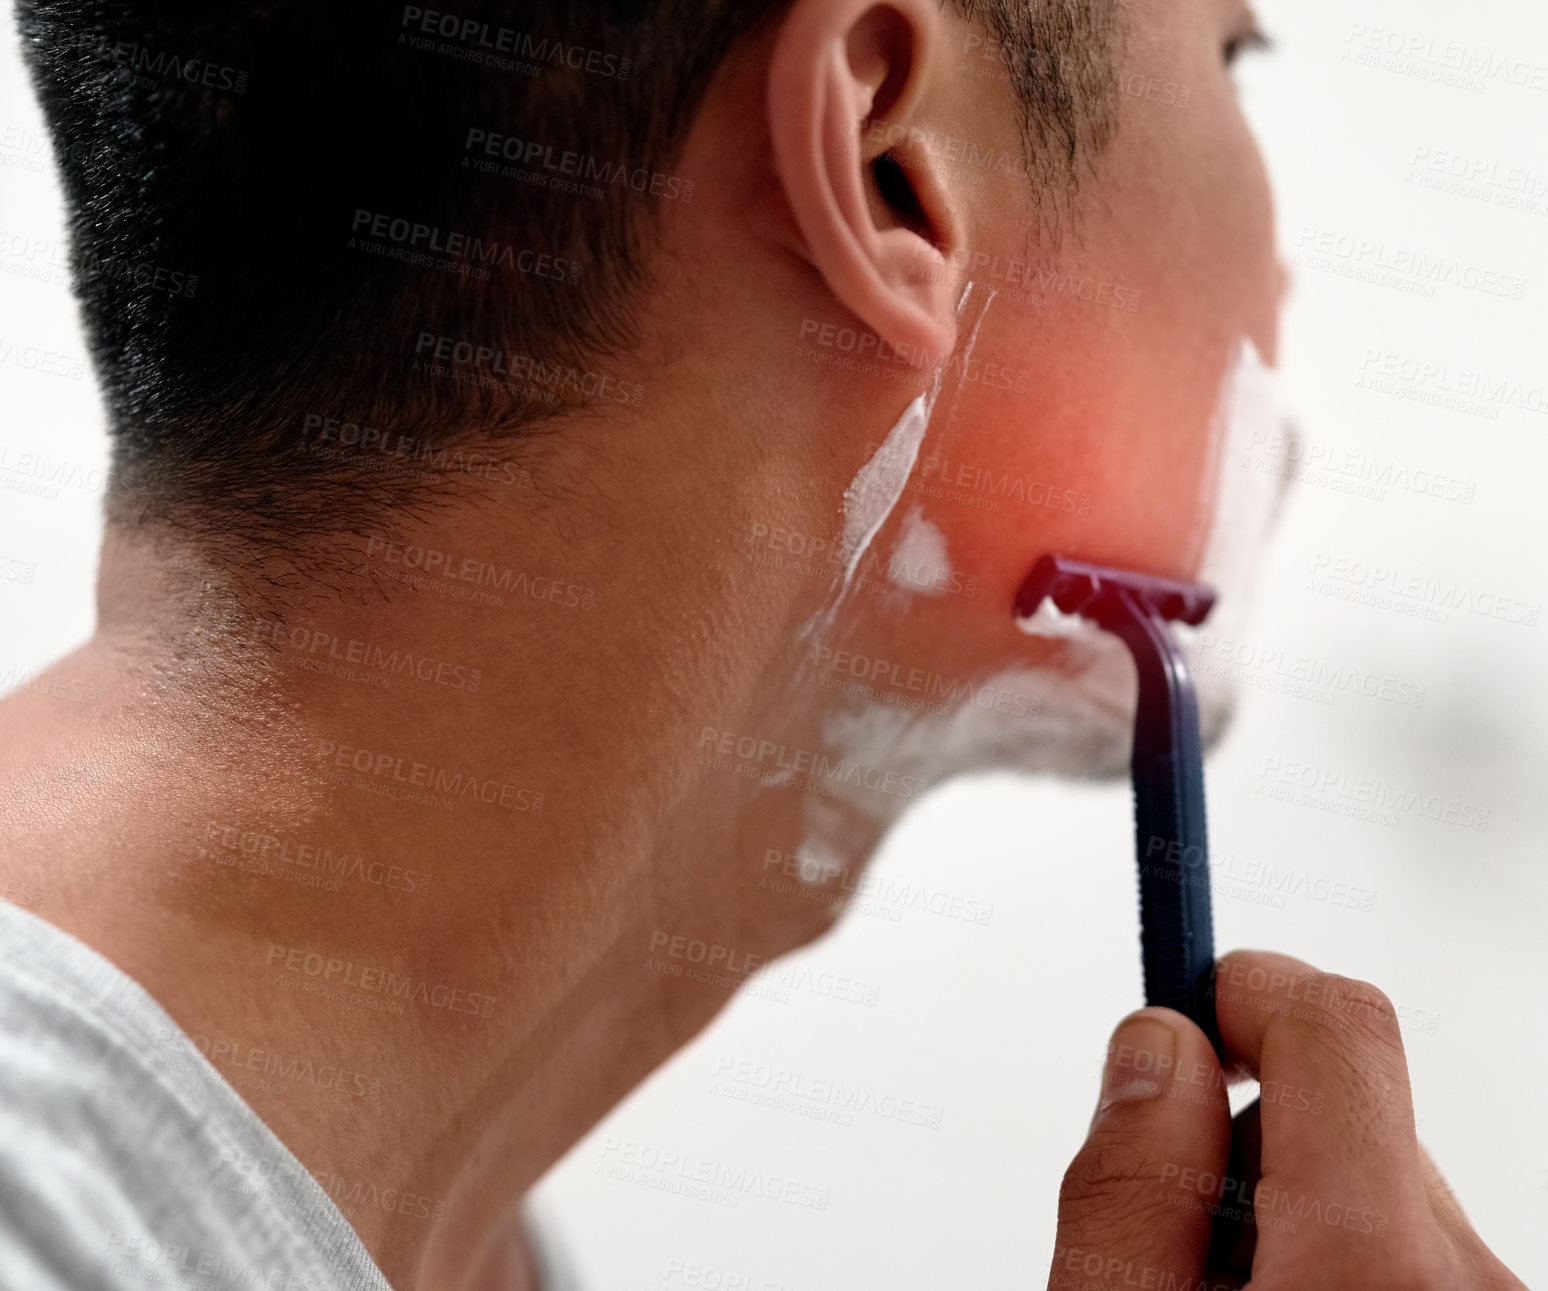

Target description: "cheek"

left=918, top=308, right=1231, bottom=618
left=920, top=136, right=1280, bottom=614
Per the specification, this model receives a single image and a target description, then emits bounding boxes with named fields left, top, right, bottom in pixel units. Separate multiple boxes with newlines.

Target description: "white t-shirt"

left=0, top=897, right=394, bottom=1291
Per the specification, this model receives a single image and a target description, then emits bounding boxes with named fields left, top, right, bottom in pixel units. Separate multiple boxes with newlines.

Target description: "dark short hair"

left=17, top=0, right=1118, bottom=551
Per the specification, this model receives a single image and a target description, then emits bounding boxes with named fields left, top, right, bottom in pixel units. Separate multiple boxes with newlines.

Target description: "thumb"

left=1048, top=1009, right=1233, bottom=1291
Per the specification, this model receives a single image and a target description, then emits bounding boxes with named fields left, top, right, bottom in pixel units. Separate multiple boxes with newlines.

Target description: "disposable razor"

left=1015, top=554, right=1224, bottom=1056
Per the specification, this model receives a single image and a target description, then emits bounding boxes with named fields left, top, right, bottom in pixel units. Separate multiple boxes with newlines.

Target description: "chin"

left=815, top=623, right=1245, bottom=818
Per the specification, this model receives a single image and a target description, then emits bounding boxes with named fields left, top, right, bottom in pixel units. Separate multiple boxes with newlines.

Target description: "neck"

left=0, top=419, right=896, bottom=1288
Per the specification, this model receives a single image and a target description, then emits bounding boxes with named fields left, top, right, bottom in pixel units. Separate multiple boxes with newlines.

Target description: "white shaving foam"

left=888, top=505, right=952, bottom=596
left=1186, top=338, right=1290, bottom=634
left=839, top=397, right=929, bottom=584
left=1014, top=598, right=1089, bottom=639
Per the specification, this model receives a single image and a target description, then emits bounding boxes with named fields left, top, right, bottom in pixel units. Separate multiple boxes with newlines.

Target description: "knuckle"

left=1259, top=972, right=1415, bottom=1138
left=1056, top=1133, right=1182, bottom=1242
left=1290, top=972, right=1405, bottom=1051
left=1060, top=1136, right=1151, bottom=1203
left=1328, top=974, right=1402, bottom=1037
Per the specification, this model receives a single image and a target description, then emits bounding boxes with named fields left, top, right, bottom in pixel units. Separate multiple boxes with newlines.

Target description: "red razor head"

left=1014, top=554, right=1216, bottom=627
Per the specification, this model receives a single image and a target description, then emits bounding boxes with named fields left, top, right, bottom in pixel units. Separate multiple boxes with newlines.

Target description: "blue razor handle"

left=1015, top=554, right=1224, bottom=1057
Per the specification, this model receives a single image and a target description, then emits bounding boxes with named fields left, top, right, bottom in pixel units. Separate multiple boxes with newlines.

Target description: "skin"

left=0, top=0, right=1523, bottom=1288
left=1054, top=952, right=1527, bottom=1289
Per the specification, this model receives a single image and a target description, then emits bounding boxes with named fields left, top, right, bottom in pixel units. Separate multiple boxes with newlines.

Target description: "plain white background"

left=2, top=0, right=1545, bottom=1286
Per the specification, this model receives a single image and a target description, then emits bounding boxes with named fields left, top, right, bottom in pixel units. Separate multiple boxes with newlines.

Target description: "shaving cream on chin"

left=817, top=338, right=1300, bottom=813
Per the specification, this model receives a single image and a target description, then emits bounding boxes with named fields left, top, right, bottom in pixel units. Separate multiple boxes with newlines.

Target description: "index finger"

left=1210, top=950, right=1431, bottom=1266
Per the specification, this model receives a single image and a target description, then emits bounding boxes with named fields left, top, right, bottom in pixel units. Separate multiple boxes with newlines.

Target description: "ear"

left=768, top=0, right=963, bottom=365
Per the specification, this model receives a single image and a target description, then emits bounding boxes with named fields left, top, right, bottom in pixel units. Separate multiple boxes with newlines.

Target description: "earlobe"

left=768, top=0, right=962, bottom=365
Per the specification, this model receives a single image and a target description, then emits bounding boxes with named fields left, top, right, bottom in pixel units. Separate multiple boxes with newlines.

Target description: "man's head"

left=18, top=0, right=1285, bottom=959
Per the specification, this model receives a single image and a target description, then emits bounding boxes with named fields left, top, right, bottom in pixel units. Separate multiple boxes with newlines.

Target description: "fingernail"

left=1096, top=1013, right=1176, bottom=1118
